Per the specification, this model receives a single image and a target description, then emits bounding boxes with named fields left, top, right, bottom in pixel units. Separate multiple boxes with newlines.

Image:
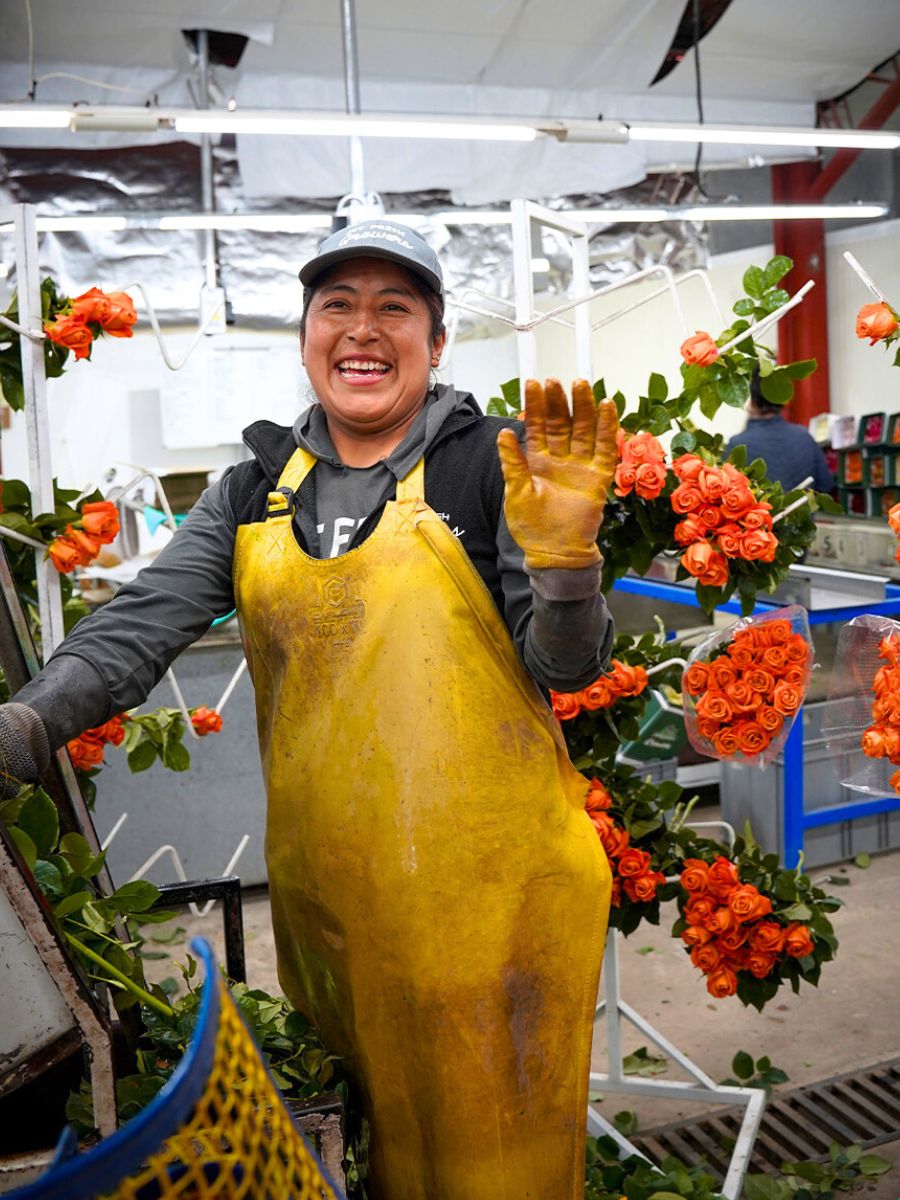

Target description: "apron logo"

left=312, top=576, right=366, bottom=646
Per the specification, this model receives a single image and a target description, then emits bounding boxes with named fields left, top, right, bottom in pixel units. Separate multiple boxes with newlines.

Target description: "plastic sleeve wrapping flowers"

left=681, top=604, right=814, bottom=767
left=822, top=613, right=900, bottom=797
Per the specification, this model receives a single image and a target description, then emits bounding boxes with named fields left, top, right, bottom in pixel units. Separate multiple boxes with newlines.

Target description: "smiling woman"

left=299, top=258, right=446, bottom=467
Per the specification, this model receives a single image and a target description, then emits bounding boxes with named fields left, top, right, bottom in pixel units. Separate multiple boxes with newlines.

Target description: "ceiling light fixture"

left=1, top=106, right=896, bottom=153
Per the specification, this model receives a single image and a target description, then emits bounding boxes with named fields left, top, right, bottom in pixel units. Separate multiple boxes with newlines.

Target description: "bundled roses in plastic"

left=860, top=635, right=900, bottom=795
left=889, top=502, right=900, bottom=564
left=677, top=854, right=816, bottom=999
left=551, top=659, right=648, bottom=721
left=48, top=499, right=120, bottom=575
left=682, top=606, right=813, bottom=764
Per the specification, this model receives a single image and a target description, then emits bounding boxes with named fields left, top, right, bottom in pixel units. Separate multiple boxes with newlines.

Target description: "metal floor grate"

left=631, top=1059, right=900, bottom=1180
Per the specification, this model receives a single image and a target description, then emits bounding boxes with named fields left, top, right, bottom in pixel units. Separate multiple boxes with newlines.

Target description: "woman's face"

left=301, top=257, right=445, bottom=440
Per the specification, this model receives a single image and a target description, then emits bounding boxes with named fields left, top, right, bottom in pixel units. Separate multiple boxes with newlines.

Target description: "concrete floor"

left=145, top=849, right=900, bottom=1197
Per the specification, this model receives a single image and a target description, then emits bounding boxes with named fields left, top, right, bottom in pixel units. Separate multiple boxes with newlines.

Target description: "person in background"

left=725, top=369, right=834, bottom=492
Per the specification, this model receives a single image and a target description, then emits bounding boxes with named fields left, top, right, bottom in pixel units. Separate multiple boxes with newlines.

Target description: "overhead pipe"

left=195, top=30, right=218, bottom=291
left=340, top=0, right=367, bottom=204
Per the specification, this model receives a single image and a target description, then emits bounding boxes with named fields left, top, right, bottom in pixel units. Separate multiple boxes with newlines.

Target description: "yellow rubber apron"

left=233, top=448, right=612, bottom=1200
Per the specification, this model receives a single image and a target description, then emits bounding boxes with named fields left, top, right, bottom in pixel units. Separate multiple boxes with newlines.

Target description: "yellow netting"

left=103, top=977, right=339, bottom=1200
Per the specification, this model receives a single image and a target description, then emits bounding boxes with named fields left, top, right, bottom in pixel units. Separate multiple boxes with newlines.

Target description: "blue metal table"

left=612, top=575, right=900, bottom=868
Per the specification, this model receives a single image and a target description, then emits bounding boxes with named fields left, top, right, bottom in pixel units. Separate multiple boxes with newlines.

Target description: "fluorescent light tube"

left=627, top=123, right=900, bottom=150
left=680, top=204, right=889, bottom=221
left=174, top=114, right=537, bottom=141
left=0, top=107, right=71, bottom=129
left=157, top=214, right=331, bottom=231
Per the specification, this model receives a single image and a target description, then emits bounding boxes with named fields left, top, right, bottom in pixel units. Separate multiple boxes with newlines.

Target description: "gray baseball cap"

left=299, top=219, right=443, bottom=298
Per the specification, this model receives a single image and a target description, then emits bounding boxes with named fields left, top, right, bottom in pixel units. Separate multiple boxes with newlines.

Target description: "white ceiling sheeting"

left=0, top=0, right=897, bottom=204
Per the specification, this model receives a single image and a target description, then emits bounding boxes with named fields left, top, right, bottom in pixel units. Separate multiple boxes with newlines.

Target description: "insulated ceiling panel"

left=654, top=0, right=900, bottom=104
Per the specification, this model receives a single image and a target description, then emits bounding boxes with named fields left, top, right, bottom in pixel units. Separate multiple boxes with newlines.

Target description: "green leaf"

left=622, top=1047, right=668, bottom=1077
left=853, top=852, right=870, bottom=869
left=500, top=378, right=521, bottom=408
left=815, top=492, right=844, bottom=514
left=33, top=859, right=64, bottom=899
left=647, top=372, right=668, bottom=401
left=612, top=389, right=626, bottom=418
left=728, top=442, right=748, bottom=468
left=592, top=378, right=607, bottom=403
left=485, top=396, right=510, bottom=417
left=743, top=265, right=767, bottom=300
left=107, top=880, right=161, bottom=914
left=17, top=789, right=59, bottom=858
left=732, top=1050, right=754, bottom=1080
left=699, top=382, right=720, bottom=421
left=780, top=358, right=817, bottom=380
left=59, top=832, right=94, bottom=874
left=647, top=404, right=671, bottom=436
left=764, top=255, right=793, bottom=288
left=780, top=902, right=812, bottom=921
left=670, top=430, right=696, bottom=455
left=733, top=298, right=756, bottom=317
left=761, top=289, right=790, bottom=313
left=716, top=372, right=750, bottom=409
left=127, top=739, right=159, bottom=773
left=759, top=369, right=793, bottom=406
left=858, top=1154, right=891, bottom=1176
left=54, top=890, right=93, bottom=919
left=162, top=740, right=191, bottom=772
left=9, top=825, right=37, bottom=871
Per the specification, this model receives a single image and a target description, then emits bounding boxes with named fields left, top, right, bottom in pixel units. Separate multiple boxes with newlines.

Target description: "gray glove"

left=0, top=703, right=50, bottom=800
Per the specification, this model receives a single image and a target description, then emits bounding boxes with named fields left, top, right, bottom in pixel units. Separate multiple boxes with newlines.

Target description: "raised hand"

left=496, top=378, right=619, bottom=570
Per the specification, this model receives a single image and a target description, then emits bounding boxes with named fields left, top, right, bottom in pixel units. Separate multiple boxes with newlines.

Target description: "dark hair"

left=749, top=366, right=783, bottom=415
left=299, top=264, right=445, bottom=344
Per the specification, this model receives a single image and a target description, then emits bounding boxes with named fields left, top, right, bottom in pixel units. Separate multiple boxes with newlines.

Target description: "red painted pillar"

left=770, top=162, right=830, bottom=425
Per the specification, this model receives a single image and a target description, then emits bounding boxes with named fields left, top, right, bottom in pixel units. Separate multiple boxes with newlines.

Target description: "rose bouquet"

left=551, top=658, right=649, bottom=722
left=674, top=840, right=839, bottom=1008
left=682, top=606, right=813, bottom=765
left=584, top=777, right=666, bottom=912
left=67, top=714, right=128, bottom=772
left=860, top=632, right=900, bottom=795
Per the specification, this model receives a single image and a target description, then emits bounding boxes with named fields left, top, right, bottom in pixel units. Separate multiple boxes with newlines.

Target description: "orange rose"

left=741, top=505, right=774, bottom=532
left=746, top=950, right=778, bottom=979
left=709, top=658, right=738, bottom=690
left=624, top=870, right=664, bottom=903
left=735, top=720, right=770, bottom=757
left=715, top=522, right=743, bottom=557
left=682, top=924, right=714, bottom=947
left=783, top=922, right=815, bottom=959
left=580, top=679, right=613, bottom=710
left=690, top=942, right=721, bottom=974
left=633, top=461, right=668, bottom=501
left=762, top=646, right=789, bottom=673
left=697, top=505, right=722, bottom=529
left=92, top=715, right=127, bottom=746
left=706, top=964, right=738, bottom=998
left=717, top=926, right=748, bottom=954
left=720, top=486, right=756, bottom=521
left=695, top=468, right=727, bottom=503
left=613, top=463, right=637, bottom=497
left=584, top=778, right=613, bottom=813
left=704, top=905, right=736, bottom=935
left=608, top=661, right=648, bottom=698
left=48, top=535, right=82, bottom=574
left=610, top=878, right=622, bottom=907
left=616, top=847, right=652, bottom=878
left=672, top=453, right=705, bottom=481
left=712, top=727, right=741, bottom=757
left=674, top=514, right=708, bottom=546
left=44, top=312, right=94, bottom=360
left=727, top=883, right=770, bottom=923
left=671, top=481, right=704, bottom=514
left=67, top=734, right=105, bottom=771
left=724, top=681, right=760, bottom=713
left=872, top=666, right=893, bottom=696
left=889, top=503, right=900, bottom=534
left=621, top=431, right=666, bottom=466
left=882, top=726, right=900, bottom=760
left=697, top=716, right=720, bottom=741
left=683, top=662, right=710, bottom=695
left=67, top=526, right=101, bottom=564
left=856, top=301, right=898, bottom=344
left=739, top=529, right=779, bottom=562
left=785, top=637, right=810, bottom=664
left=191, top=706, right=223, bottom=736
left=681, top=330, right=719, bottom=367
left=765, top=619, right=792, bottom=644
left=598, top=822, right=630, bottom=860
left=890, top=767, right=900, bottom=795
left=680, top=858, right=710, bottom=893
left=551, top=692, right=581, bottom=720
left=696, top=689, right=733, bottom=724
left=878, top=636, right=900, bottom=664
left=700, top=554, right=730, bottom=589
left=749, top=920, right=785, bottom=954
left=772, top=680, right=803, bottom=716
left=80, top=500, right=119, bottom=543
left=783, top=665, right=806, bottom=688
left=862, top=725, right=888, bottom=757
left=685, top=895, right=717, bottom=925
left=707, top=856, right=740, bottom=898
left=727, top=641, right=756, bottom=671
left=757, top=706, right=784, bottom=736
left=744, top=667, right=775, bottom=695
left=71, top=286, right=112, bottom=326
left=681, top=540, right=715, bottom=578
left=101, top=291, right=138, bottom=337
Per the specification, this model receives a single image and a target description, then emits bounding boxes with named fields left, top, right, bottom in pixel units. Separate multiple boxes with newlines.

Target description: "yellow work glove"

left=497, top=378, right=619, bottom=571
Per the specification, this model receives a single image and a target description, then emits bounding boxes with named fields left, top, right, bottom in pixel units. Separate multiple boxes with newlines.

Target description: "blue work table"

left=612, top=574, right=900, bottom=868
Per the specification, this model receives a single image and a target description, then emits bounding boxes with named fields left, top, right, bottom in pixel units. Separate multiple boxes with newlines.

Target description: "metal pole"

left=511, top=199, right=538, bottom=382
left=571, top=229, right=593, bottom=382
left=14, top=204, right=65, bottom=657
left=340, top=0, right=366, bottom=198
left=196, top=31, right=217, bottom=292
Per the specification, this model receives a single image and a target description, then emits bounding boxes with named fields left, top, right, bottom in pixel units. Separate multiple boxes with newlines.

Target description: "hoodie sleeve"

left=14, top=473, right=239, bottom=749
